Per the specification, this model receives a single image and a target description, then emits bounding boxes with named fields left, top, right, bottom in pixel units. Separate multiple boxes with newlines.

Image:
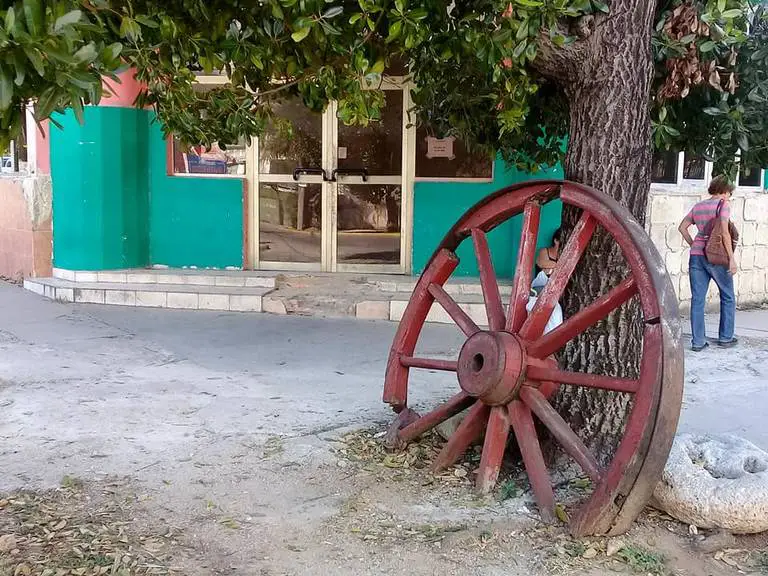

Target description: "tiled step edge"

left=355, top=298, right=489, bottom=326
left=373, top=279, right=513, bottom=297
left=24, top=279, right=269, bottom=312
left=27, top=278, right=489, bottom=325
left=52, top=268, right=276, bottom=289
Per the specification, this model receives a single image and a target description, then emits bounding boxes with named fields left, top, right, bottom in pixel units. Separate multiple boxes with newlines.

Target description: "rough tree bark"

left=536, top=0, right=659, bottom=461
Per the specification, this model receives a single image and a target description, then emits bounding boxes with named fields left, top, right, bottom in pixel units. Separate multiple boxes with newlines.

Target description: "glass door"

left=252, top=81, right=410, bottom=273
left=254, top=97, right=327, bottom=270
left=330, top=85, right=406, bottom=273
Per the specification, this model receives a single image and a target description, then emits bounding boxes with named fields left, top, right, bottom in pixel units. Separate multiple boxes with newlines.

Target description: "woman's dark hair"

left=709, top=175, right=735, bottom=196
left=552, top=227, right=563, bottom=245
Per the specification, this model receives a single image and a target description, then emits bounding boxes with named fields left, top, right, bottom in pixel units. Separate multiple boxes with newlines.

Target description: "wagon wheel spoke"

left=526, top=364, right=640, bottom=394
left=476, top=406, right=511, bottom=493
left=506, top=201, right=541, bottom=333
left=471, top=229, right=506, bottom=331
left=519, top=212, right=597, bottom=341
left=519, top=386, right=601, bottom=483
left=507, top=400, right=556, bottom=522
left=527, top=277, right=638, bottom=359
left=399, top=392, right=474, bottom=444
left=400, top=356, right=458, bottom=372
left=428, top=282, right=481, bottom=337
left=433, top=401, right=490, bottom=471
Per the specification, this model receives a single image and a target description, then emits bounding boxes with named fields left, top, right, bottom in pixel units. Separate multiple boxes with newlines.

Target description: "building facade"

left=2, top=69, right=767, bottom=310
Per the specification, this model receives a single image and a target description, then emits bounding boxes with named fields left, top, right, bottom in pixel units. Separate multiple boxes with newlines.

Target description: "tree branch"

left=533, top=32, right=589, bottom=82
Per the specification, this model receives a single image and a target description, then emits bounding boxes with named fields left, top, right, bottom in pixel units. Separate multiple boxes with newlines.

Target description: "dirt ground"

left=2, top=283, right=768, bottom=575
left=2, top=429, right=767, bottom=576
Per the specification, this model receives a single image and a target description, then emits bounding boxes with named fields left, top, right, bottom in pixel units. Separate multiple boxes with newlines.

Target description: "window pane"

left=173, top=139, right=247, bottom=175
left=739, top=166, right=762, bottom=187
left=259, top=183, right=322, bottom=263
left=172, top=83, right=248, bottom=176
left=415, top=127, right=493, bottom=179
left=338, top=91, right=403, bottom=176
left=651, top=150, right=678, bottom=184
left=337, top=184, right=401, bottom=264
left=683, top=153, right=705, bottom=180
left=258, top=97, right=322, bottom=175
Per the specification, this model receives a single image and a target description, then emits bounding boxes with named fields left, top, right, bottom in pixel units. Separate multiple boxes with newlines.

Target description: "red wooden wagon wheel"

left=383, top=180, right=683, bottom=537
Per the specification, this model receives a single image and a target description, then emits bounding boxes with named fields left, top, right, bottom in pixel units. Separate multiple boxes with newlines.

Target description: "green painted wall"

left=51, top=109, right=244, bottom=271
left=51, top=108, right=150, bottom=270
left=146, top=119, right=244, bottom=269
left=412, top=158, right=563, bottom=278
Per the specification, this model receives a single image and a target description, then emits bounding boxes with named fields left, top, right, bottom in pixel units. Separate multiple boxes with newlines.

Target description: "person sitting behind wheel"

left=536, top=227, right=562, bottom=277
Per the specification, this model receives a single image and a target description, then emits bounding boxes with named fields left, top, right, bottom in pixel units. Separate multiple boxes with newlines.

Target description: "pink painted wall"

left=35, top=120, right=50, bottom=174
left=0, top=178, right=52, bottom=279
left=100, top=68, right=147, bottom=108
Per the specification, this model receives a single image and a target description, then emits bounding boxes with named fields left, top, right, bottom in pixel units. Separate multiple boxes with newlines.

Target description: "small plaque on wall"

left=425, top=136, right=455, bottom=160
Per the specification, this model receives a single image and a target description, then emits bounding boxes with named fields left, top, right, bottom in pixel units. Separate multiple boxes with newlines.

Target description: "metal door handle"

left=292, top=167, right=329, bottom=181
left=331, top=168, right=368, bottom=182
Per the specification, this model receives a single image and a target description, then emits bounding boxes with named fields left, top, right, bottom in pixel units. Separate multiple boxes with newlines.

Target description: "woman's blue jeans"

left=689, top=254, right=735, bottom=347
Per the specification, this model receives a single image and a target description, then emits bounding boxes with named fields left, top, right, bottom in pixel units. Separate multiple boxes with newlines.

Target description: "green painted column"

left=50, top=107, right=150, bottom=270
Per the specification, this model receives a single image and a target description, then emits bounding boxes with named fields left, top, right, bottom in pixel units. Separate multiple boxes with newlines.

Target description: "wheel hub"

left=457, top=331, right=526, bottom=406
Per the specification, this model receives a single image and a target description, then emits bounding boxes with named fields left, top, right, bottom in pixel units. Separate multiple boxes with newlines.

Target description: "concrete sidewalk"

left=682, top=307, right=768, bottom=341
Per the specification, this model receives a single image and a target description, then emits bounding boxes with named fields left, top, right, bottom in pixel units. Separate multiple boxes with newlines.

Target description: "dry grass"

left=0, top=481, right=180, bottom=576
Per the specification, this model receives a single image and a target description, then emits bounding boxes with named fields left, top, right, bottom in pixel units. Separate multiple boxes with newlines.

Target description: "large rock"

left=652, top=433, right=768, bottom=534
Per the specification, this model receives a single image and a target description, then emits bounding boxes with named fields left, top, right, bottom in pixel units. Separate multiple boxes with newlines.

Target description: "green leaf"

left=135, top=15, right=159, bottom=28
left=592, top=0, right=609, bottom=13
left=54, top=10, right=82, bottom=31
left=387, top=20, right=402, bottom=41
left=120, top=17, right=142, bottom=41
left=23, top=46, right=45, bottom=77
left=717, top=0, right=726, bottom=14
left=271, top=3, right=284, bottom=19
left=370, top=59, right=385, bottom=74
left=22, top=0, right=43, bottom=37
left=700, top=41, right=716, bottom=52
left=721, top=8, right=743, bottom=19
left=0, top=66, right=13, bottom=111
left=291, top=26, right=311, bottom=42
left=349, top=13, right=363, bottom=24
left=703, top=107, right=724, bottom=116
left=71, top=96, right=84, bottom=125
left=737, top=132, right=749, bottom=151
left=73, top=42, right=98, bottom=63
left=5, top=7, right=15, bottom=34
left=409, top=9, right=429, bottom=20
left=322, top=6, right=343, bottom=19
left=102, top=42, right=123, bottom=63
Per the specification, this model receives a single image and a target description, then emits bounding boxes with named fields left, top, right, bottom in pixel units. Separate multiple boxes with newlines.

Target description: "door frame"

left=247, top=77, right=414, bottom=274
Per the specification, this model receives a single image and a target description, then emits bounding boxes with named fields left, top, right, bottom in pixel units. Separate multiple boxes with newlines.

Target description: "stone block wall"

left=0, top=174, right=52, bottom=281
left=646, top=186, right=768, bottom=310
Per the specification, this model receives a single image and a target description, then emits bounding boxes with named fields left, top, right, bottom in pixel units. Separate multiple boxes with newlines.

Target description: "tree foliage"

left=0, top=0, right=766, bottom=178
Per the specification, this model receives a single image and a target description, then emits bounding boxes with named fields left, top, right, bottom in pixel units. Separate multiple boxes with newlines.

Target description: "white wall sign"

left=425, top=136, right=455, bottom=160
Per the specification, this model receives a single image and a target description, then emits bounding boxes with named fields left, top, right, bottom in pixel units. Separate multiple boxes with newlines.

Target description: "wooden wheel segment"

left=383, top=180, right=684, bottom=537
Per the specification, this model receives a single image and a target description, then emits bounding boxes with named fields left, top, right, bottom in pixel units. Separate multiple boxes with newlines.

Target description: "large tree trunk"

left=549, top=0, right=658, bottom=461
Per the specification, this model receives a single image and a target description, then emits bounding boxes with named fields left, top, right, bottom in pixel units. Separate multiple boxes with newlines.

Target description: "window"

left=682, top=153, right=706, bottom=180
left=738, top=166, right=763, bottom=188
left=170, top=82, right=248, bottom=177
left=415, top=127, right=493, bottom=180
left=651, top=150, right=678, bottom=184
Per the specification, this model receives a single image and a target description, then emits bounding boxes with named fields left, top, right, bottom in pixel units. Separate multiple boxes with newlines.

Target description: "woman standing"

left=678, top=176, right=738, bottom=351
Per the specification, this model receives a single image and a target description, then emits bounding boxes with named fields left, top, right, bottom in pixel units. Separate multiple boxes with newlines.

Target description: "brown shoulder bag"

left=704, top=200, right=739, bottom=267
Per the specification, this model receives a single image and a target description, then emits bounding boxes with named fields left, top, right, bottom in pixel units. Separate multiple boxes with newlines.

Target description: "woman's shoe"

left=718, top=338, right=739, bottom=348
left=691, top=342, right=709, bottom=352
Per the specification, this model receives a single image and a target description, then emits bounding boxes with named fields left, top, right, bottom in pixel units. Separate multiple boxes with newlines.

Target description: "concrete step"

left=373, top=277, right=513, bottom=297
left=52, top=267, right=276, bottom=289
left=30, top=270, right=496, bottom=326
left=24, top=278, right=270, bottom=312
